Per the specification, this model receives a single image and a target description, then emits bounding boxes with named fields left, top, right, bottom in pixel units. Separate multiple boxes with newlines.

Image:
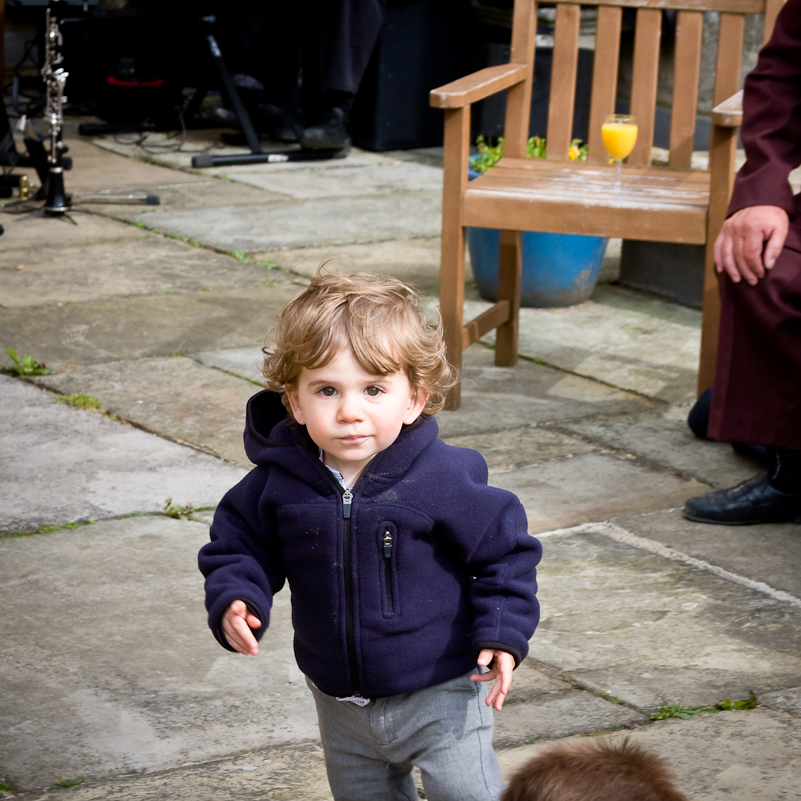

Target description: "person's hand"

left=470, top=649, right=515, bottom=711
left=714, top=205, right=789, bottom=285
left=222, top=600, right=261, bottom=655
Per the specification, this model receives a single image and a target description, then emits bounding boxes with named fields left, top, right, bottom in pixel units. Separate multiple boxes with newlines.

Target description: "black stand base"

left=191, top=147, right=348, bottom=168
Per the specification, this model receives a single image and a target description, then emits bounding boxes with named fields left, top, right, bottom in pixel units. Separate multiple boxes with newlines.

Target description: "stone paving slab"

left=468, top=284, right=702, bottom=404
left=761, top=686, right=801, bottom=715
left=532, top=525, right=801, bottom=711
left=613, top=508, right=801, bottom=599
left=436, top=347, right=655, bottom=438
left=494, top=690, right=647, bottom=747
left=193, top=347, right=267, bottom=386
left=123, top=192, right=443, bottom=253
left=0, top=376, right=245, bottom=533
left=0, top=517, right=318, bottom=792
left=442, top=425, right=598, bottom=474
left=0, top=288, right=300, bottom=369
left=255, top=237, right=448, bottom=292
left=0, top=211, right=142, bottom=254
left=2, top=745, right=334, bottom=801
left=110, top=179, right=288, bottom=211
left=229, top=160, right=445, bottom=199
left=44, top=132, right=210, bottom=195
left=31, top=357, right=260, bottom=468
left=491, top=453, right=704, bottom=532
left=561, top=403, right=763, bottom=489
left=0, top=235, right=278, bottom=309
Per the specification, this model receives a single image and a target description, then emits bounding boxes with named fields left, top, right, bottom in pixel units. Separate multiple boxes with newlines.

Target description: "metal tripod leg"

left=191, top=17, right=349, bottom=169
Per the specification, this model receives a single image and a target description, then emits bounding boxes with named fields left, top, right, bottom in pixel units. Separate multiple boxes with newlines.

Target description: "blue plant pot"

left=466, top=167, right=608, bottom=308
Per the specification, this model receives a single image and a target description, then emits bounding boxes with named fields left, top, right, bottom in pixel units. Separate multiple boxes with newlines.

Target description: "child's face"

left=287, top=347, right=428, bottom=485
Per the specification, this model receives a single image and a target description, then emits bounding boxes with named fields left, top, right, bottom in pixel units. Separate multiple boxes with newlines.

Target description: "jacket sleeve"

left=198, top=466, right=286, bottom=651
left=436, top=447, right=542, bottom=666
left=728, top=0, right=801, bottom=218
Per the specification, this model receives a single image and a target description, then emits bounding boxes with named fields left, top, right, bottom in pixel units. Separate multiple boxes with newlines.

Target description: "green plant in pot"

left=470, top=135, right=587, bottom=174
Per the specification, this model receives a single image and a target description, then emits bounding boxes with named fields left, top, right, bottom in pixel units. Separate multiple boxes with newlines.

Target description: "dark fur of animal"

left=501, top=738, right=691, bottom=801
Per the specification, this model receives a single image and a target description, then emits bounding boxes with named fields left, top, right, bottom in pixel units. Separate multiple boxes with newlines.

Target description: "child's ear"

left=286, top=390, right=306, bottom=425
left=404, top=388, right=430, bottom=425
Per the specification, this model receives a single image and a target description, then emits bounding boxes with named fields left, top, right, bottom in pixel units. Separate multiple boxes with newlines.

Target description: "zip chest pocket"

left=380, top=525, right=399, bottom=617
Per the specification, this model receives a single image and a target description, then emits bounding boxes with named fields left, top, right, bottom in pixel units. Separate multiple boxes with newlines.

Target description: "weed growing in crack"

left=164, top=498, right=197, bottom=520
left=650, top=690, right=758, bottom=720
left=3, top=347, right=52, bottom=377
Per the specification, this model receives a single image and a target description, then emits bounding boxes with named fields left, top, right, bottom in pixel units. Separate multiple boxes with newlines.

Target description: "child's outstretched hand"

left=470, top=649, right=515, bottom=711
left=222, top=600, right=261, bottom=656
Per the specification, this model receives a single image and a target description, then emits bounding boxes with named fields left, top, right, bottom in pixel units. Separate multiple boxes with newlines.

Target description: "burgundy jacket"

left=728, top=0, right=801, bottom=251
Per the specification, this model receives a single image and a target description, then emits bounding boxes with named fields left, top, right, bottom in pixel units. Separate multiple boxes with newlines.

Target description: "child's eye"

left=319, top=387, right=337, bottom=397
left=365, top=386, right=383, bottom=397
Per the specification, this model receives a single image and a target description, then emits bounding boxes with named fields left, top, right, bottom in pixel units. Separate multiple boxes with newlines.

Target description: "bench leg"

left=495, top=229, right=522, bottom=366
left=698, top=240, right=720, bottom=395
left=439, top=106, right=470, bottom=410
left=441, top=225, right=466, bottom=410
left=699, top=122, right=736, bottom=396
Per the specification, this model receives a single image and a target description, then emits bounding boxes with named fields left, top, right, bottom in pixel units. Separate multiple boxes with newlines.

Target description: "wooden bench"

left=431, top=0, right=784, bottom=409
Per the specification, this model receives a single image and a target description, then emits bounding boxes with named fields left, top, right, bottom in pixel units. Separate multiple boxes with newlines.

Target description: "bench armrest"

left=430, top=63, right=528, bottom=109
left=711, top=90, right=743, bottom=128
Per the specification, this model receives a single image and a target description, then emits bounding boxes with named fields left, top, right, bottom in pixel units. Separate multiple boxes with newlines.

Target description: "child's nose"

left=337, top=394, right=364, bottom=422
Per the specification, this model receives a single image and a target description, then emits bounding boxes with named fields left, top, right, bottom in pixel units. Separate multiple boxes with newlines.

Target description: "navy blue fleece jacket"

left=199, top=390, right=541, bottom=699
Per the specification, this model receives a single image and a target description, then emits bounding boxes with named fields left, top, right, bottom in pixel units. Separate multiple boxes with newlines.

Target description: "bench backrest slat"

left=669, top=10, right=704, bottom=167
left=499, top=0, right=779, bottom=165
left=588, top=5, right=624, bottom=163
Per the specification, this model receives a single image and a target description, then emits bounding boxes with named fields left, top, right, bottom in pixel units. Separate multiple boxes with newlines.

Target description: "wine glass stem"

left=614, top=159, right=622, bottom=192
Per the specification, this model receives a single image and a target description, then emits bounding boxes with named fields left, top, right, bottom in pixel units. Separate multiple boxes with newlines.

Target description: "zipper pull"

left=342, top=489, right=353, bottom=519
left=382, top=528, right=392, bottom=559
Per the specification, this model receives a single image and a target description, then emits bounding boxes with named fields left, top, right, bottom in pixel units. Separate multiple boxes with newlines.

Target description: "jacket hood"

left=243, top=390, right=303, bottom=463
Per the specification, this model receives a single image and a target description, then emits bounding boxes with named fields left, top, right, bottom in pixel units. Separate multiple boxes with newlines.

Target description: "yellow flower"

left=569, top=144, right=580, bottom=161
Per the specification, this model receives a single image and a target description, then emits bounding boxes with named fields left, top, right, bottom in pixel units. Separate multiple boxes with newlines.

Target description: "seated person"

left=683, top=0, right=801, bottom=526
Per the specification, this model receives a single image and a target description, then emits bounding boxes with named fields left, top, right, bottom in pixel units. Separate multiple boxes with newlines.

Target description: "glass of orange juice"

left=601, top=114, right=638, bottom=191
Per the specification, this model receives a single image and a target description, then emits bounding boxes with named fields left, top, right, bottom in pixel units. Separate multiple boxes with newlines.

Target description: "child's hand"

left=470, top=649, right=515, bottom=711
left=222, top=600, right=261, bottom=656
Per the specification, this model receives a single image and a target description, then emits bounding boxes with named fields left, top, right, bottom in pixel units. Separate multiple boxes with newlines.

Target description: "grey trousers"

left=307, top=672, right=505, bottom=801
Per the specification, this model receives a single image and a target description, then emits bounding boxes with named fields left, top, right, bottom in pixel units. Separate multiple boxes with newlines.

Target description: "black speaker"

left=57, top=9, right=184, bottom=120
left=351, top=0, right=470, bottom=151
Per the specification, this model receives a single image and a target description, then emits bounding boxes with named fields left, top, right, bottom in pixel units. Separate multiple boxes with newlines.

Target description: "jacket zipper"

left=316, top=456, right=366, bottom=697
left=382, top=528, right=394, bottom=613
left=340, top=486, right=361, bottom=696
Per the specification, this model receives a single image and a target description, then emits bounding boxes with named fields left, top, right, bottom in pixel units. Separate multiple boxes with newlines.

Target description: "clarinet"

left=42, top=5, right=70, bottom=214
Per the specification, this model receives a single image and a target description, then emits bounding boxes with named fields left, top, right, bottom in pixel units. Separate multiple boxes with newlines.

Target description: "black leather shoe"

left=301, top=106, right=351, bottom=151
left=683, top=472, right=801, bottom=525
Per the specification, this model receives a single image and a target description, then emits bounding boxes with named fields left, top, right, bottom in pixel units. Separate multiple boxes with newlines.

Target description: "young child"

left=199, top=271, right=542, bottom=801
left=501, top=738, right=690, bottom=801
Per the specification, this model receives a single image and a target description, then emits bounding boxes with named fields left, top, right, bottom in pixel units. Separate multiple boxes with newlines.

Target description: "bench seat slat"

left=463, top=192, right=708, bottom=243
left=464, top=161, right=710, bottom=243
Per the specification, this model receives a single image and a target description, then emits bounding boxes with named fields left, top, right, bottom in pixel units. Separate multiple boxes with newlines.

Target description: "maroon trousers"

left=709, top=244, right=801, bottom=449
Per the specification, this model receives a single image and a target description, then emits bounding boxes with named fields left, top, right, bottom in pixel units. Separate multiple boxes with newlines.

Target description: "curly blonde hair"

left=262, top=270, right=457, bottom=415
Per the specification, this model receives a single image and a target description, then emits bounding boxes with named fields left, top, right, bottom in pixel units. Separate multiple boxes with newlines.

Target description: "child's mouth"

left=340, top=435, right=367, bottom=445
